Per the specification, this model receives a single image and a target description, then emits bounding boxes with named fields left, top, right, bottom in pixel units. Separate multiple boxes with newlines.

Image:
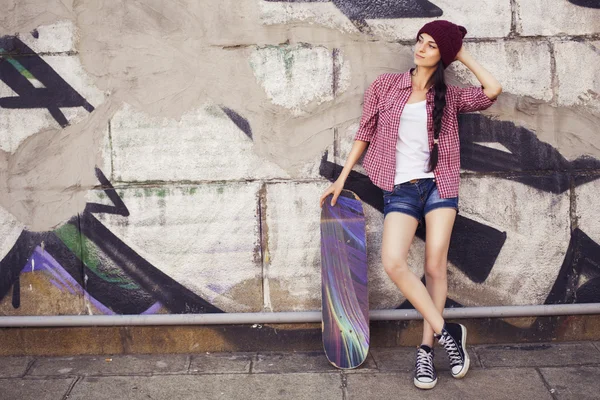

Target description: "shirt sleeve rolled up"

left=354, top=76, right=381, bottom=142
left=456, top=85, right=497, bottom=114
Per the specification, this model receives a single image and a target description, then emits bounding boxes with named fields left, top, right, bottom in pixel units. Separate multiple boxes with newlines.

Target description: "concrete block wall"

left=0, top=1, right=599, bottom=341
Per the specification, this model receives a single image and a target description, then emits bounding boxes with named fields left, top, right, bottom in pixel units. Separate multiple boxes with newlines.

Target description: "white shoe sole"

left=451, top=323, right=470, bottom=379
left=414, top=377, right=438, bottom=389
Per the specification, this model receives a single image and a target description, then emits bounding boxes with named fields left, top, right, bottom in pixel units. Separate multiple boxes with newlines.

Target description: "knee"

left=424, top=259, right=448, bottom=280
left=382, top=257, right=409, bottom=277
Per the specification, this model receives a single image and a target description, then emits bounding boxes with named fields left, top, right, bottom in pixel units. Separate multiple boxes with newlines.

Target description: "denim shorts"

left=382, top=178, right=459, bottom=225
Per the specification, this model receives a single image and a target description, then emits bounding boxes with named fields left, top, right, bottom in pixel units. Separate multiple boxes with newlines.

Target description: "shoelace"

left=415, top=348, right=435, bottom=378
left=438, top=333, right=462, bottom=367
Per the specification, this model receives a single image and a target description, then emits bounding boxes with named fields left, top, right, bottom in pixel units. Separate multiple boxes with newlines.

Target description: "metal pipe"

left=1, top=303, right=599, bottom=327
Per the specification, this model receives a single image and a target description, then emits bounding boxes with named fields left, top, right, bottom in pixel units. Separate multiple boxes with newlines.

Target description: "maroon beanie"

left=416, top=20, right=467, bottom=69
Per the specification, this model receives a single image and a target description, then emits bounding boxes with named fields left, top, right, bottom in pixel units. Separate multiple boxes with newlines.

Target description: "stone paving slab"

left=343, top=353, right=379, bottom=374
left=29, top=354, right=189, bottom=376
left=67, top=373, right=343, bottom=400
left=0, top=377, right=75, bottom=400
left=539, top=366, right=600, bottom=400
left=370, top=346, right=482, bottom=372
left=253, top=350, right=377, bottom=373
left=189, top=352, right=253, bottom=374
left=0, top=357, right=32, bottom=378
left=474, top=342, right=600, bottom=368
left=345, top=368, right=553, bottom=400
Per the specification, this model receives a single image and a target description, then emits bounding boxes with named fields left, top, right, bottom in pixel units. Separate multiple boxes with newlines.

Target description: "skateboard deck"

left=320, top=189, right=369, bottom=369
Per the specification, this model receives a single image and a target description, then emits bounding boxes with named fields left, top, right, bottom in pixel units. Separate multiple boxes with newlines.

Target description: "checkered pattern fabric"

left=354, top=69, right=496, bottom=198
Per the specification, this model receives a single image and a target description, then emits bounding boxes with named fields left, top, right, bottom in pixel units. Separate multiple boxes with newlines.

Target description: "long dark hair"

left=422, top=60, right=446, bottom=172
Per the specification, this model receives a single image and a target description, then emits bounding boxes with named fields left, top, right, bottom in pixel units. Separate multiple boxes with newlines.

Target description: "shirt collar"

left=399, top=69, right=413, bottom=89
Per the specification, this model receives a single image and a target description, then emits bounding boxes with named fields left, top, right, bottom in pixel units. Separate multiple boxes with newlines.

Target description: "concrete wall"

left=0, top=1, right=599, bottom=339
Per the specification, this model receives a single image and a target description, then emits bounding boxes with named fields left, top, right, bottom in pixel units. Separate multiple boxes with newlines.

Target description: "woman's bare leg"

left=382, top=212, right=444, bottom=335
left=421, top=208, right=457, bottom=347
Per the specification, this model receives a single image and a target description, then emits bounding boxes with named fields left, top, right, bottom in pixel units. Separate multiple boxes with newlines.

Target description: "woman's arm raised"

left=455, top=46, right=502, bottom=100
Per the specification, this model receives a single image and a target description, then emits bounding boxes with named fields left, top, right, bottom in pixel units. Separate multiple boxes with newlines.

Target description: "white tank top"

left=394, top=100, right=435, bottom=185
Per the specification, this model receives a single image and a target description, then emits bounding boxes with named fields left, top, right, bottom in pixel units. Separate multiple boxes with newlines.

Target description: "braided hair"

left=419, top=60, right=447, bottom=172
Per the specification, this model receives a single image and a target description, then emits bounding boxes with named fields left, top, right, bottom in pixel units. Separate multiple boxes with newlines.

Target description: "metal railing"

left=1, top=303, right=599, bottom=327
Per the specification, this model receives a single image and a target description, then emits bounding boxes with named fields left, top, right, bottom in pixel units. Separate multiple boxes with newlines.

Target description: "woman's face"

left=414, top=33, right=441, bottom=67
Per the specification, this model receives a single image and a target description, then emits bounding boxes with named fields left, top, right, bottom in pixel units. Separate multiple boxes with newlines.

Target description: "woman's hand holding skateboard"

left=320, top=179, right=345, bottom=207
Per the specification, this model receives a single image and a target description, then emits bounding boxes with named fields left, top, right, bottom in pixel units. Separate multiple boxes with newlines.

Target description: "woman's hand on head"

left=319, top=179, right=345, bottom=208
left=455, top=45, right=467, bottom=62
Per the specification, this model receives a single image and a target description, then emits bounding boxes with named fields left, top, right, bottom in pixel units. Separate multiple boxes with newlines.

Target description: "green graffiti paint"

left=0, top=48, right=42, bottom=84
left=54, top=223, right=140, bottom=290
left=282, top=48, right=295, bottom=81
left=251, top=43, right=314, bottom=82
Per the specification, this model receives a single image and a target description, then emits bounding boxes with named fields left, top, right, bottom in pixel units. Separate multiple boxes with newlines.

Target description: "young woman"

left=319, top=20, right=502, bottom=389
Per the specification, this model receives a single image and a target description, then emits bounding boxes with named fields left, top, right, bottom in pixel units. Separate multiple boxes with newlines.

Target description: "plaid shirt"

left=354, top=70, right=497, bottom=198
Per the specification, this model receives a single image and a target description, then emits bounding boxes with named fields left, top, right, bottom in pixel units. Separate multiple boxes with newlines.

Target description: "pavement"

left=1, top=341, right=599, bottom=399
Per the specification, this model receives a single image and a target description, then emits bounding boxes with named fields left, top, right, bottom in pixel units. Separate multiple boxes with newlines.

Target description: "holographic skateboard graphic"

left=320, top=189, right=369, bottom=369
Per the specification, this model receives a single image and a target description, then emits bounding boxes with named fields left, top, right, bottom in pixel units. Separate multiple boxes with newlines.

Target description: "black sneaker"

left=414, top=344, right=438, bottom=389
left=434, top=322, right=470, bottom=378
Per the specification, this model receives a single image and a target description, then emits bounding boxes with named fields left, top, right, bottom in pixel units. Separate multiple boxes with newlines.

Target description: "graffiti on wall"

left=264, top=0, right=443, bottom=31
left=0, top=33, right=219, bottom=315
left=568, top=0, right=600, bottom=9
left=0, top=36, right=94, bottom=127
left=0, top=167, right=223, bottom=315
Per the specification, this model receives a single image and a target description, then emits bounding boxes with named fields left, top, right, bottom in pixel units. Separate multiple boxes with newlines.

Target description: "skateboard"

left=320, top=189, right=369, bottom=369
